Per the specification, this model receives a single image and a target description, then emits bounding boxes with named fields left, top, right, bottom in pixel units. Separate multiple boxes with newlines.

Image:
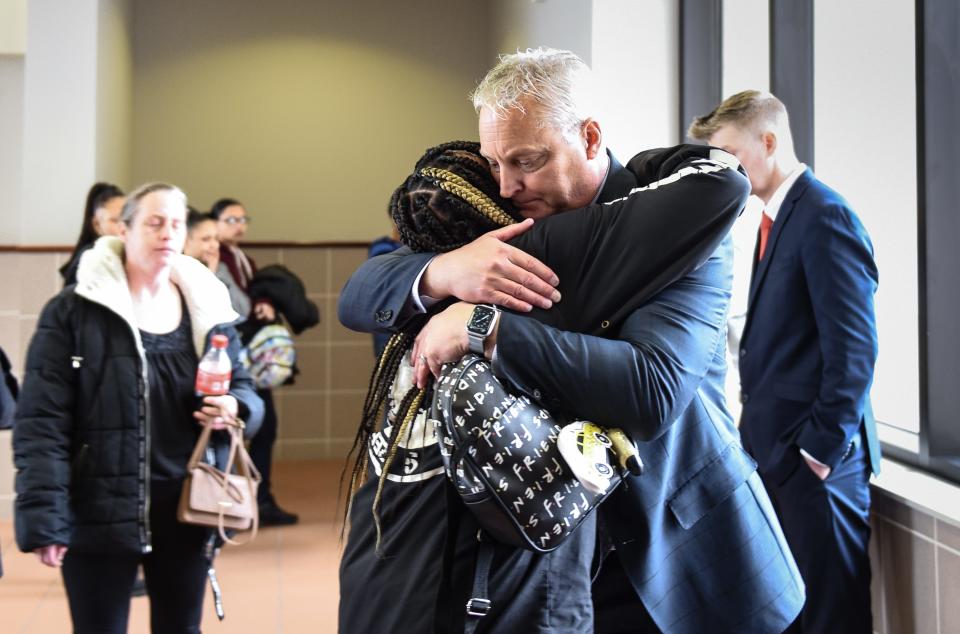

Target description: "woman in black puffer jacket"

left=13, top=183, right=263, bottom=634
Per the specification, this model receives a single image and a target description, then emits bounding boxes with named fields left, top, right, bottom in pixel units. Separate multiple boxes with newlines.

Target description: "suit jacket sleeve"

left=337, top=245, right=436, bottom=334
left=494, top=242, right=732, bottom=441
left=795, top=204, right=878, bottom=468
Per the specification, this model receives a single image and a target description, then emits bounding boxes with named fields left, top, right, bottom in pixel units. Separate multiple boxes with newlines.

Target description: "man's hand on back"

left=419, top=218, right=561, bottom=312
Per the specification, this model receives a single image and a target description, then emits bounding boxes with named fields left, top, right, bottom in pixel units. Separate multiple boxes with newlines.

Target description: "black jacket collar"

left=597, top=150, right=637, bottom=204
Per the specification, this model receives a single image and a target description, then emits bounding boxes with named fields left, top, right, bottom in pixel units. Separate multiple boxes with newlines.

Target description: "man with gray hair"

left=690, top=90, right=879, bottom=633
left=340, top=49, right=804, bottom=632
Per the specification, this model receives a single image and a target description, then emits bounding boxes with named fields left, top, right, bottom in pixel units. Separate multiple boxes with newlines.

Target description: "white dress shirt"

left=764, top=162, right=807, bottom=223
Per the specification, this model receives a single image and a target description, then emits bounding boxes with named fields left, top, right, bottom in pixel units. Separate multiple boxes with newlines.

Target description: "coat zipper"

left=75, top=298, right=153, bottom=552
left=138, top=352, right=153, bottom=554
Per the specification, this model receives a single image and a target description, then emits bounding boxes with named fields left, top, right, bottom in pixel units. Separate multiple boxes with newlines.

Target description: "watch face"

left=467, top=306, right=496, bottom=335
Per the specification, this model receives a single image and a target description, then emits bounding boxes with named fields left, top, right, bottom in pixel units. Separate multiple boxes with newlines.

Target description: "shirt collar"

left=589, top=150, right=613, bottom=205
left=765, top=162, right=807, bottom=221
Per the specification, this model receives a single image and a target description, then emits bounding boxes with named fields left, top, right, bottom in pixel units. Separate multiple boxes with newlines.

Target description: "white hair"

left=470, top=47, right=598, bottom=136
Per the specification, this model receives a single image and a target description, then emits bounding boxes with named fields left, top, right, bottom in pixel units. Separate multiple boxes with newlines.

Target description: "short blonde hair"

left=688, top=90, right=788, bottom=141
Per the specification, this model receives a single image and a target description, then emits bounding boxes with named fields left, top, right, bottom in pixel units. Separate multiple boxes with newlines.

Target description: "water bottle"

left=196, top=334, right=232, bottom=397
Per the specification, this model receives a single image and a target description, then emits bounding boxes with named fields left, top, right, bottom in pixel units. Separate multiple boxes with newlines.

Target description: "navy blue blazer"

left=738, top=169, right=880, bottom=484
left=339, top=150, right=804, bottom=633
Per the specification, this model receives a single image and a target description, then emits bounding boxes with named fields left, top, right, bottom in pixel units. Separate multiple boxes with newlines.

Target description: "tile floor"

left=0, top=460, right=345, bottom=633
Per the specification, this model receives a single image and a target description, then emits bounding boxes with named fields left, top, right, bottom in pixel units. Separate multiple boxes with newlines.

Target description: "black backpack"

left=432, top=354, right=620, bottom=552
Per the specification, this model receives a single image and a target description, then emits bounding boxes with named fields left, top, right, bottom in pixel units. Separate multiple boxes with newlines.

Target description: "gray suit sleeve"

left=337, top=246, right=436, bottom=334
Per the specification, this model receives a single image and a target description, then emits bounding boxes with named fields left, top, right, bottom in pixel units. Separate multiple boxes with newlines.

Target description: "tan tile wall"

left=245, top=246, right=375, bottom=463
left=0, top=246, right=375, bottom=519
left=0, top=251, right=69, bottom=520
left=870, top=487, right=960, bottom=633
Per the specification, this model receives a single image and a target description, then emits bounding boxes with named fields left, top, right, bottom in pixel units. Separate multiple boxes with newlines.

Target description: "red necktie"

left=757, top=213, right=774, bottom=261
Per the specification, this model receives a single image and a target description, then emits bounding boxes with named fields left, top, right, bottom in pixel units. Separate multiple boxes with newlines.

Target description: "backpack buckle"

left=465, top=598, right=491, bottom=617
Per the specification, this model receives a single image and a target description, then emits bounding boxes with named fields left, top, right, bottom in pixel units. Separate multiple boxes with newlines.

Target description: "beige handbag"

left=177, top=420, right=261, bottom=545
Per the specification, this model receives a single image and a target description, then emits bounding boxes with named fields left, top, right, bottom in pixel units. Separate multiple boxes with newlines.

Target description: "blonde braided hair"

left=342, top=141, right=524, bottom=552
left=419, top=167, right=515, bottom=227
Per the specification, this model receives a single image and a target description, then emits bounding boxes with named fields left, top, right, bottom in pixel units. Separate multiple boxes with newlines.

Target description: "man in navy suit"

left=690, top=91, right=880, bottom=633
left=340, top=50, right=804, bottom=632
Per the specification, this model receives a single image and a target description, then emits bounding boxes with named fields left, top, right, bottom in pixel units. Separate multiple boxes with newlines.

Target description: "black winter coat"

left=248, top=265, right=319, bottom=334
left=13, top=240, right=263, bottom=555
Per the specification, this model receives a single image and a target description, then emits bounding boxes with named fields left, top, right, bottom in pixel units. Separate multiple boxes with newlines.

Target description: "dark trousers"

left=249, top=387, right=277, bottom=504
left=592, top=549, right=660, bottom=633
left=61, top=481, right=209, bottom=634
left=438, top=500, right=597, bottom=634
left=764, top=431, right=873, bottom=634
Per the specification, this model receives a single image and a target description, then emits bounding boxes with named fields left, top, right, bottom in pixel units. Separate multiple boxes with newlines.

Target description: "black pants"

left=249, top=387, right=277, bottom=504
left=592, top=549, right=660, bottom=633
left=438, top=501, right=597, bottom=634
left=61, top=480, right=209, bottom=634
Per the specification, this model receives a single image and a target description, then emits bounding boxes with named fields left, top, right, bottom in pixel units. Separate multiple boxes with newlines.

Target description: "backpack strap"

left=464, top=534, right=495, bottom=632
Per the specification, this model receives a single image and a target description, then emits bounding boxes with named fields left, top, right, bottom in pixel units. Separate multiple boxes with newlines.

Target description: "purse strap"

left=218, top=423, right=261, bottom=545
left=189, top=419, right=262, bottom=545
left=186, top=423, right=216, bottom=471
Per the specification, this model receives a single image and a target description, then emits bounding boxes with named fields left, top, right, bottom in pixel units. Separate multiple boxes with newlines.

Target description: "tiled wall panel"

left=870, top=488, right=960, bottom=634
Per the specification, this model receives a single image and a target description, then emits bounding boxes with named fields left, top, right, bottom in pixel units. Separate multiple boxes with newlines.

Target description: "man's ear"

left=583, top=119, right=602, bottom=160
left=762, top=130, right=778, bottom=156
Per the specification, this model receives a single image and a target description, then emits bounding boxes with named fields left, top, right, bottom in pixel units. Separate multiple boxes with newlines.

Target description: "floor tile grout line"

left=21, top=576, right=59, bottom=634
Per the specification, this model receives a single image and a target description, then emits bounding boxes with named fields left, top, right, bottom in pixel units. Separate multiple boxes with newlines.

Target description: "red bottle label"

left=196, top=370, right=232, bottom=396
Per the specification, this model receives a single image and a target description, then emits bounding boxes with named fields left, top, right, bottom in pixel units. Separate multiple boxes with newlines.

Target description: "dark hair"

left=209, top=198, right=242, bottom=219
left=343, top=141, right=522, bottom=548
left=74, top=182, right=124, bottom=249
left=187, top=207, right=215, bottom=231
left=391, top=141, right=520, bottom=252
left=60, top=182, right=125, bottom=282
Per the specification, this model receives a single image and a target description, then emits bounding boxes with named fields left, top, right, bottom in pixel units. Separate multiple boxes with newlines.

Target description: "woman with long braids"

left=339, top=140, right=750, bottom=633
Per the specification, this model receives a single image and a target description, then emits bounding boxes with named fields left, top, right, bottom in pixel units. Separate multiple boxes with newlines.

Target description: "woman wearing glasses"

left=210, top=199, right=275, bottom=324
left=209, top=198, right=299, bottom=526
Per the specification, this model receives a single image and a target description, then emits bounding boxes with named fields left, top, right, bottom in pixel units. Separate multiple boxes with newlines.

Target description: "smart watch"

left=466, top=304, right=500, bottom=355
